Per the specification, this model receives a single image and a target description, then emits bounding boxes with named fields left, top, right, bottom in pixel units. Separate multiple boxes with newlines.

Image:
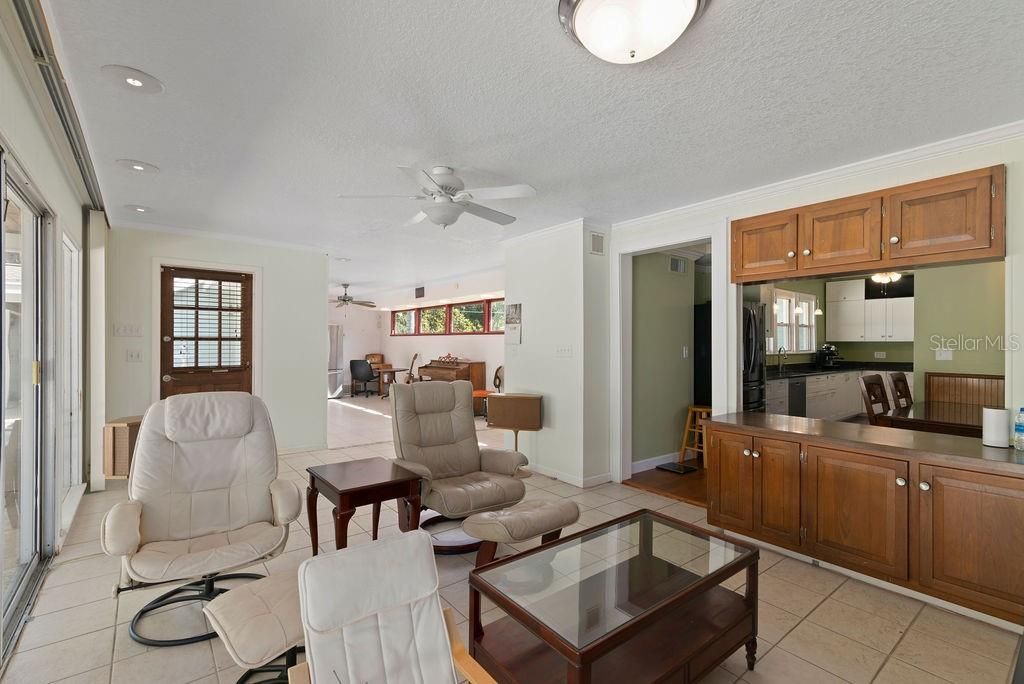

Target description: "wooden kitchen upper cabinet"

left=918, top=465, right=1024, bottom=617
left=752, top=437, right=802, bottom=548
left=798, top=196, right=882, bottom=271
left=729, top=165, right=1005, bottom=283
left=805, top=446, right=909, bottom=579
left=731, top=212, right=798, bottom=280
left=708, top=431, right=754, bottom=531
left=885, top=166, right=1003, bottom=262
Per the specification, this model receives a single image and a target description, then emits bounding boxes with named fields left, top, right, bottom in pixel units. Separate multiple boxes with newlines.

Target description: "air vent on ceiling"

left=588, top=231, right=606, bottom=256
left=669, top=257, right=688, bottom=274
left=414, top=286, right=425, bottom=299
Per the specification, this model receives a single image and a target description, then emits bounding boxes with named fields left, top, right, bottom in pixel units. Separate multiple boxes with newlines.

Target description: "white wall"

left=105, top=227, right=328, bottom=452
left=327, top=303, right=383, bottom=387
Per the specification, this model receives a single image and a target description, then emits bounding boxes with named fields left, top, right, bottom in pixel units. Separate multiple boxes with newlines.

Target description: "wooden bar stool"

left=658, top=405, right=712, bottom=475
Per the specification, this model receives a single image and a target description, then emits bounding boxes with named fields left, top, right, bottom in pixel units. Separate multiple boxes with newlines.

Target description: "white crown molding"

left=111, top=219, right=330, bottom=255
left=614, top=119, right=1024, bottom=233
left=500, top=218, right=584, bottom=247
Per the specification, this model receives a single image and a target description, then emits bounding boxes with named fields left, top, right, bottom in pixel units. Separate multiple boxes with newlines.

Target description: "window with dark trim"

left=390, top=299, right=504, bottom=336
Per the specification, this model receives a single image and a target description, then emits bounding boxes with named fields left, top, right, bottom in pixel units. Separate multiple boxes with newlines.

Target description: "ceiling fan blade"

left=462, top=184, right=536, bottom=201
left=398, top=165, right=445, bottom=195
left=338, top=194, right=429, bottom=200
left=458, top=202, right=516, bottom=226
left=407, top=211, right=428, bottom=225
left=353, top=301, right=376, bottom=308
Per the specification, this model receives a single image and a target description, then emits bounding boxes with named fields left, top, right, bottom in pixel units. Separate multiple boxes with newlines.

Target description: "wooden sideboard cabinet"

left=705, top=412, right=1024, bottom=622
left=730, top=165, right=1005, bottom=283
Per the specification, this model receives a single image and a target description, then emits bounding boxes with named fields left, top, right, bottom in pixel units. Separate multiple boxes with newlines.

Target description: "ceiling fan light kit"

left=558, top=0, right=707, bottom=64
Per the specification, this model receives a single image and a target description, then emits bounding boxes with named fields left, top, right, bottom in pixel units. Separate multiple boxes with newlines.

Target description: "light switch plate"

left=555, top=344, right=573, bottom=358
left=935, top=349, right=954, bottom=361
left=874, top=351, right=887, bottom=359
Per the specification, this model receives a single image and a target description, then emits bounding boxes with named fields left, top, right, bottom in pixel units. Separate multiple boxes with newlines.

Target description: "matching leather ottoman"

left=462, top=500, right=580, bottom=567
left=204, top=571, right=304, bottom=683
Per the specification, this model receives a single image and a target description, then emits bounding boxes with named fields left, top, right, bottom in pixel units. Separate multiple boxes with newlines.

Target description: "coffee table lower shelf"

left=472, top=585, right=754, bottom=684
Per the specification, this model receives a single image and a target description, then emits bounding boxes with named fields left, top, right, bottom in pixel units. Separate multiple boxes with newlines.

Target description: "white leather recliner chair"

left=100, top=392, right=302, bottom=647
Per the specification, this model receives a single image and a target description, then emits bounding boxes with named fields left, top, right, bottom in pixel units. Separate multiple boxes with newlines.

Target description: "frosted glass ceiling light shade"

left=559, top=0, right=706, bottom=64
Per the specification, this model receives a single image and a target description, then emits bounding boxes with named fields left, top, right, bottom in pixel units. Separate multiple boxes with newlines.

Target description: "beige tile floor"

left=3, top=396, right=1020, bottom=683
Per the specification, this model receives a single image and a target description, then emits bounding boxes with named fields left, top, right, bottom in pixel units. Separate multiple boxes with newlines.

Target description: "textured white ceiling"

left=44, top=0, right=1024, bottom=293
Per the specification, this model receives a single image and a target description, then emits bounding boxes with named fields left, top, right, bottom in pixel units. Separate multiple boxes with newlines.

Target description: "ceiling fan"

left=339, top=165, right=536, bottom=228
left=329, top=284, right=375, bottom=308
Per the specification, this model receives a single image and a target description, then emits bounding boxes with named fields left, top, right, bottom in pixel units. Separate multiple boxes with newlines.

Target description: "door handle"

left=896, top=477, right=907, bottom=487
left=163, top=336, right=172, bottom=342
left=162, top=375, right=173, bottom=383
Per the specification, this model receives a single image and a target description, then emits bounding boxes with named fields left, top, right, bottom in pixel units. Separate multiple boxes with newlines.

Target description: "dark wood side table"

left=306, top=457, right=422, bottom=555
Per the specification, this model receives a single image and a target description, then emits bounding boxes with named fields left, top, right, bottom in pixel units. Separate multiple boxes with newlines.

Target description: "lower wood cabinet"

left=805, top=446, right=908, bottom=579
left=708, top=432, right=801, bottom=548
left=918, top=465, right=1024, bottom=616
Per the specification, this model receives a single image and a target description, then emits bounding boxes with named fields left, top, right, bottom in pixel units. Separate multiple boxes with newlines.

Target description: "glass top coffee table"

left=468, top=510, right=759, bottom=683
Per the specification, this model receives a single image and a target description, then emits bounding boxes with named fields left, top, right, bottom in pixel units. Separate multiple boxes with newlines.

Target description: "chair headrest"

left=164, top=392, right=256, bottom=443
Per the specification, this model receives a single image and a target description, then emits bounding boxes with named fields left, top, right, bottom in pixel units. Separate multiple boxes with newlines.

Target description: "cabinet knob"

left=802, top=249, right=812, bottom=256
left=919, top=481, right=931, bottom=492
left=751, top=450, right=761, bottom=459
left=896, top=477, right=907, bottom=487
left=787, top=251, right=796, bottom=258
left=743, top=449, right=751, bottom=456
left=890, top=235, right=900, bottom=244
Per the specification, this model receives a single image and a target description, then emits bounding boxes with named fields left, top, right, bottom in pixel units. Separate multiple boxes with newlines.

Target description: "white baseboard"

left=528, top=463, right=610, bottom=489
left=582, top=473, right=611, bottom=488
left=631, top=452, right=688, bottom=474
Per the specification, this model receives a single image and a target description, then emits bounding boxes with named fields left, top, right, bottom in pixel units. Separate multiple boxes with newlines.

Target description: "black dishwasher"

left=788, top=378, right=807, bottom=417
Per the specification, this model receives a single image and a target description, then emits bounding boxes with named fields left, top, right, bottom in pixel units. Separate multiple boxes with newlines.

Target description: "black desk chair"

left=350, top=359, right=381, bottom=397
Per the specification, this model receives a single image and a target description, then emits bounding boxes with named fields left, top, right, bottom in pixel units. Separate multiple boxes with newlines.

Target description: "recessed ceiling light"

left=115, top=159, right=160, bottom=174
left=101, top=65, right=165, bottom=94
left=558, top=0, right=708, bottom=64
left=125, top=204, right=152, bottom=214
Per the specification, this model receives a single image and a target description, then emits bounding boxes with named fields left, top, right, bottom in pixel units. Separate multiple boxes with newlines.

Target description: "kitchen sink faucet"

left=777, top=346, right=788, bottom=373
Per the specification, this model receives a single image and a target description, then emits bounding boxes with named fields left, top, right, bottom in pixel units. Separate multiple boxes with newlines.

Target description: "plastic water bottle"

left=1015, top=409, right=1024, bottom=451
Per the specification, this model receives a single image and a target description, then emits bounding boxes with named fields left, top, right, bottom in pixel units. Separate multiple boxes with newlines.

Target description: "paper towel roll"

left=983, top=407, right=1010, bottom=448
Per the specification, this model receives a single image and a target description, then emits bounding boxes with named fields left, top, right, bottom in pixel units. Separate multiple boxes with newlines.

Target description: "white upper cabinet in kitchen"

left=825, top=300, right=865, bottom=342
left=865, top=300, right=888, bottom=341
left=825, top=279, right=865, bottom=302
left=887, top=297, right=915, bottom=341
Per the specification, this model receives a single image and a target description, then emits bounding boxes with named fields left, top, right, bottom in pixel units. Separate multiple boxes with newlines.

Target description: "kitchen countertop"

left=704, top=411, right=1024, bottom=473
left=766, top=362, right=913, bottom=381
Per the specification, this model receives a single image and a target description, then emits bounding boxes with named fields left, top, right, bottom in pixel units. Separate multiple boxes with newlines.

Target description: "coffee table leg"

left=567, top=663, right=591, bottom=684
left=307, top=480, right=319, bottom=556
left=371, top=502, right=381, bottom=540
left=334, top=503, right=355, bottom=550
left=745, top=561, right=759, bottom=670
left=469, top=584, right=482, bottom=652
left=407, top=493, right=421, bottom=529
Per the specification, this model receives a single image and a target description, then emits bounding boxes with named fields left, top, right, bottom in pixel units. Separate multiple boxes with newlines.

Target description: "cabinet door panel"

left=753, top=437, right=801, bottom=547
left=709, top=432, right=754, bottom=531
left=799, top=197, right=882, bottom=269
left=887, top=297, right=914, bottom=342
left=825, top=300, right=865, bottom=342
left=885, top=173, right=992, bottom=258
left=864, top=300, right=887, bottom=342
left=731, top=213, right=799, bottom=280
left=919, top=465, right=1024, bottom=616
left=806, top=446, right=908, bottom=578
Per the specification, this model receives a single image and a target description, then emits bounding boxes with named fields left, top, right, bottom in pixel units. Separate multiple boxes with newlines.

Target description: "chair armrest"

left=444, top=607, right=497, bottom=684
left=100, top=501, right=142, bottom=557
left=270, top=479, right=303, bottom=526
left=479, top=448, right=529, bottom=478
left=396, top=460, right=433, bottom=498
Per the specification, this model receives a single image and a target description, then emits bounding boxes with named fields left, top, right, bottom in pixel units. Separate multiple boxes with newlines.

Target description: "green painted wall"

left=913, top=261, right=1005, bottom=400
left=836, top=342, right=914, bottom=362
left=632, top=253, right=694, bottom=462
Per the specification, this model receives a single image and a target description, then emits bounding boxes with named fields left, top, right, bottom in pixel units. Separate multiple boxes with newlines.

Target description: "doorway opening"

left=623, top=239, right=712, bottom=506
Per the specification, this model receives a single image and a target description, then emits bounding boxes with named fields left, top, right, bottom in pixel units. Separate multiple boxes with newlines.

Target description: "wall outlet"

left=874, top=351, right=887, bottom=359
left=555, top=344, right=573, bottom=358
left=126, top=350, right=142, bottom=362
left=935, top=349, right=954, bottom=361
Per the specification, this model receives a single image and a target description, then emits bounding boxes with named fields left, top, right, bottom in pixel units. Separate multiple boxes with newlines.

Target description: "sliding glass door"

left=1, top=161, right=42, bottom=650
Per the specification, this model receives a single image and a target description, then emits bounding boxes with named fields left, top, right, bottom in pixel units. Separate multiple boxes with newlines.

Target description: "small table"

left=377, top=367, right=409, bottom=398
left=877, top=401, right=985, bottom=438
left=306, top=457, right=422, bottom=555
left=469, top=510, right=759, bottom=683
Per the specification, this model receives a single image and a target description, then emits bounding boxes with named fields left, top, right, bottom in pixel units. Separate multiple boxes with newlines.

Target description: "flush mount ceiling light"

left=125, top=204, right=152, bottom=214
left=115, top=159, right=159, bottom=174
left=558, top=0, right=708, bottom=64
left=871, top=272, right=903, bottom=284
left=101, top=65, right=165, bottom=94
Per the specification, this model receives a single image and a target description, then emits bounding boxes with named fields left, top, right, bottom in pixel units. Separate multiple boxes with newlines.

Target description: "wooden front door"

left=805, top=446, right=908, bottom=579
left=918, top=465, right=1024, bottom=617
left=731, top=212, right=799, bottom=280
left=884, top=168, right=995, bottom=259
left=709, top=431, right=754, bottom=531
left=753, top=437, right=802, bottom=548
left=160, top=267, right=253, bottom=398
left=798, top=196, right=882, bottom=270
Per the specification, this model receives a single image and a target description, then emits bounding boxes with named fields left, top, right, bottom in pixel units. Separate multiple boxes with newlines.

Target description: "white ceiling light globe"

left=567, top=0, right=701, bottom=64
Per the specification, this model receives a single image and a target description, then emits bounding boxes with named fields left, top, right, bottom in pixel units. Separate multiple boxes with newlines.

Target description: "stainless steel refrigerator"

left=742, top=302, right=766, bottom=412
